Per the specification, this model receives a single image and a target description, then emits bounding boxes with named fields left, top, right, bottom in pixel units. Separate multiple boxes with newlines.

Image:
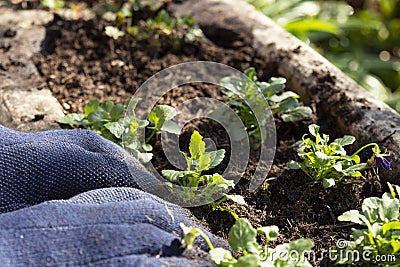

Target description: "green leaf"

left=276, top=97, right=299, bottom=113
left=257, top=225, right=279, bottom=241
left=207, top=174, right=234, bottom=190
left=84, top=98, right=100, bottom=117
left=161, top=170, right=185, bottom=182
left=269, top=91, right=299, bottom=103
left=390, top=240, right=400, bottom=254
left=208, top=149, right=225, bottom=169
left=220, top=76, right=243, bottom=97
left=343, top=163, right=369, bottom=174
left=180, top=223, right=200, bottom=250
left=333, top=164, right=343, bottom=172
left=338, top=210, right=365, bottom=225
left=209, top=248, right=236, bottom=266
left=333, top=135, right=356, bottom=146
left=102, top=100, right=114, bottom=112
left=228, top=218, right=259, bottom=253
left=41, top=0, right=64, bottom=10
left=224, top=194, right=246, bottom=205
left=288, top=160, right=302, bottom=169
left=127, top=98, right=141, bottom=114
left=128, top=148, right=153, bottom=163
left=189, top=130, right=205, bottom=159
left=351, top=154, right=361, bottom=164
left=314, top=151, right=329, bottom=164
left=284, top=19, right=339, bottom=35
left=382, top=221, right=400, bottom=234
left=260, top=81, right=286, bottom=96
left=350, top=171, right=362, bottom=177
left=161, top=120, right=181, bottom=134
left=234, top=254, right=259, bottom=267
left=362, top=197, right=399, bottom=223
left=142, top=143, right=153, bottom=152
left=196, top=153, right=211, bottom=172
left=308, top=124, right=320, bottom=138
left=58, top=113, right=86, bottom=125
left=88, top=109, right=107, bottom=123
left=148, top=105, right=177, bottom=131
left=289, top=238, right=314, bottom=253
left=104, top=121, right=125, bottom=139
left=323, top=178, right=336, bottom=188
left=281, top=106, right=312, bottom=122
left=110, top=104, right=125, bottom=120
left=244, top=67, right=257, bottom=81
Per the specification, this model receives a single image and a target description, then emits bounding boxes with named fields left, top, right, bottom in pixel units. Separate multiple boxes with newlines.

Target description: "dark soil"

left=20, top=3, right=386, bottom=266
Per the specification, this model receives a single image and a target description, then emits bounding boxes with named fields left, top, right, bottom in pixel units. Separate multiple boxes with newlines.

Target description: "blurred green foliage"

left=95, top=0, right=203, bottom=54
left=246, top=0, right=400, bottom=112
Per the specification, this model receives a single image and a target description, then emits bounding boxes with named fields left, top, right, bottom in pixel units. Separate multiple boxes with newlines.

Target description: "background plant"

left=211, top=67, right=311, bottom=144
left=58, top=98, right=179, bottom=163
left=181, top=218, right=314, bottom=267
left=245, top=0, right=400, bottom=112
left=41, top=0, right=64, bottom=10
left=336, top=183, right=400, bottom=265
left=162, top=130, right=245, bottom=219
left=96, top=0, right=203, bottom=53
left=288, top=124, right=389, bottom=188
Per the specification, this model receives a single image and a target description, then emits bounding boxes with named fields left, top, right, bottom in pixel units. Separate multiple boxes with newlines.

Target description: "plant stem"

left=214, top=195, right=227, bottom=206
left=351, top=143, right=378, bottom=157
left=198, top=231, right=214, bottom=250
left=146, top=129, right=156, bottom=143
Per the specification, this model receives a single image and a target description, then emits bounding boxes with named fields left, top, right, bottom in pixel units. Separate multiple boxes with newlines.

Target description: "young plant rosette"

left=288, top=124, right=391, bottom=188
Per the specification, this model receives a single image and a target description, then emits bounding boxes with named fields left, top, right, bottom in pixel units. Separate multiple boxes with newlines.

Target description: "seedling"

left=128, top=9, right=203, bottom=52
left=181, top=218, right=314, bottom=267
left=58, top=98, right=179, bottom=163
left=288, top=124, right=391, bottom=188
left=147, top=104, right=180, bottom=142
left=336, top=183, right=400, bottom=265
left=41, top=0, right=64, bottom=10
left=96, top=0, right=202, bottom=53
left=213, top=67, right=312, bottom=144
left=162, top=130, right=245, bottom=219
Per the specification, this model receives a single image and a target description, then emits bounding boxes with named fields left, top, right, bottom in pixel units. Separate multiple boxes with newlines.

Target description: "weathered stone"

left=0, top=4, right=63, bottom=131
left=0, top=6, right=53, bottom=28
left=0, top=88, right=64, bottom=131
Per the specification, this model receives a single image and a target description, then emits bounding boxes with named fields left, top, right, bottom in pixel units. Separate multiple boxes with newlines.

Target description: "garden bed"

left=4, top=0, right=400, bottom=266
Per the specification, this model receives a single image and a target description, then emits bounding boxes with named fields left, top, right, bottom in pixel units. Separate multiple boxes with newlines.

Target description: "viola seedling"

left=147, top=104, right=181, bottom=142
left=181, top=218, right=314, bottom=267
left=212, top=67, right=312, bottom=144
left=288, top=124, right=391, bottom=188
left=162, top=130, right=245, bottom=218
left=58, top=98, right=179, bottom=164
left=336, top=183, right=400, bottom=265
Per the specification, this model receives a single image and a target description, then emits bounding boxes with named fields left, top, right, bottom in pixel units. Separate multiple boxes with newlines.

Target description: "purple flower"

left=375, top=156, right=392, bottom=170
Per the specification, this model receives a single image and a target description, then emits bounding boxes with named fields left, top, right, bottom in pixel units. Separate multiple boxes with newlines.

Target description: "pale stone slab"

left=0, top=4, right=63, bottom=131
left=0, top=89, right=64, bottom=131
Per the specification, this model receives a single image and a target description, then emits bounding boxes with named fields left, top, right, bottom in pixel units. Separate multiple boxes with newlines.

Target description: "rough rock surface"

left=0, top=3, right=63, bottom=131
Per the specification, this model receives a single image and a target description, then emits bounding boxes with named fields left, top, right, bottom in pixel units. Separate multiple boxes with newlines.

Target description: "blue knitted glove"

left=0, top=125, right=225, bottom=266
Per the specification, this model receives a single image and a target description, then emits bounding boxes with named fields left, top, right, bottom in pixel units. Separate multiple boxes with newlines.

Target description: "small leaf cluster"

left=41, top=0, right=65, bottom=10
left=213, top=67, right=312, bottom=143
left=181, top=218, right=314, bottom=267
left=336, top=183, right=400, bottom=265
left=288, top=124, right=371, bottom=188
left=58, top=98, right=179, bottom=163
left=98, top=0, right=202, bottom=52
left=162, top=131, right=245, bottom=218
left=127, top=9, right=203, bottom=52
